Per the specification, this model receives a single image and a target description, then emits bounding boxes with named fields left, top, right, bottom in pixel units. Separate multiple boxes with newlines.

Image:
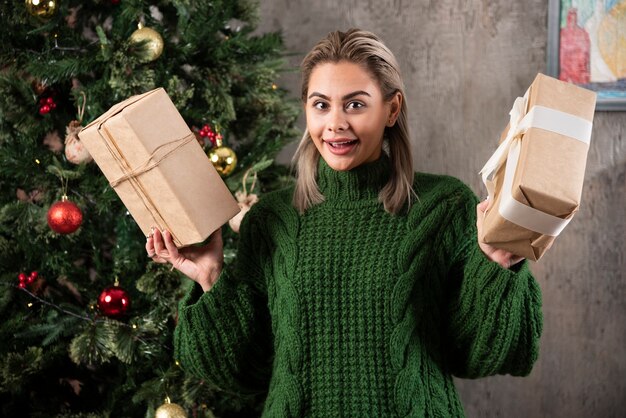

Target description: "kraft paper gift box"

left=479, top=73, right=597, bottom=261
left=79, top=88, right=240, bottom=247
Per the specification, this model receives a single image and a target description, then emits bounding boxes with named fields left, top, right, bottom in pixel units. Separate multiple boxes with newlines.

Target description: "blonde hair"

left=292, top=29, right=415, bottom=214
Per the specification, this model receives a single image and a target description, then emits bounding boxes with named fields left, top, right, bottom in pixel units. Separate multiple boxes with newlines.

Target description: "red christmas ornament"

left=47, top=196, right=83, bottom=234
left=98, top=284, right=131, bottom=318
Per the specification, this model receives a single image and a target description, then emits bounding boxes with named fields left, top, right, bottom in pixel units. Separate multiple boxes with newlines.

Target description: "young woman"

left=146, top=29, right=541, bottom=417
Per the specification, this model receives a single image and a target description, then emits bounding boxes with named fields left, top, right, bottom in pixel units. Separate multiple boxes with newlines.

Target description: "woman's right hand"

left=146, top=227, right=224, bottom=292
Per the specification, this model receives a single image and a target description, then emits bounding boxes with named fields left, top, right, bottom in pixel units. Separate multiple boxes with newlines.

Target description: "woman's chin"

left=321, top=155, right=356, bottom=171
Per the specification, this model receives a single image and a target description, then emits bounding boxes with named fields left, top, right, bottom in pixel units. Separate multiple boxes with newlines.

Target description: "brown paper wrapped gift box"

left=79, top=88, right=240, bottom=247
left=479, top=74, right=597, bottom=261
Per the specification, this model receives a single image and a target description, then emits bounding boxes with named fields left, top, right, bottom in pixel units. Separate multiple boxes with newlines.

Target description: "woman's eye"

left=346, top=101, right=364, bottom=110
left=313, top=101, right=327, bottom=110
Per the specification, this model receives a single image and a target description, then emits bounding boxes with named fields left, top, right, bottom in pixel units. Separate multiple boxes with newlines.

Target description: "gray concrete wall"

left=256, top=1, right=626, bottom=417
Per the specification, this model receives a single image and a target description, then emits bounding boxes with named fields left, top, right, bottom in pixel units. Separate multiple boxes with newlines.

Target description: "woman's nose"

left=327, top=110, right=348, bottom=132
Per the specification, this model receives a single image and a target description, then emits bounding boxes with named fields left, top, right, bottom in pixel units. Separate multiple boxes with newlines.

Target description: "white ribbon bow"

left=479, top=92, right=593, bottom=237
left=480, top=93, right=530, bottom=185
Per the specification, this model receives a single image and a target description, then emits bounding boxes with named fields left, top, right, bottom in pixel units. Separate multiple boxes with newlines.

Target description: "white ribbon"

left=479, top=93, right=593, bottom=236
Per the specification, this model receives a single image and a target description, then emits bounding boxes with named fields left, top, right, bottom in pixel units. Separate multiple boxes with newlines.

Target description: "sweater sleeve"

left=442, top=181, right=543, bottom=379
left=173, top=204, right=273, bottom=394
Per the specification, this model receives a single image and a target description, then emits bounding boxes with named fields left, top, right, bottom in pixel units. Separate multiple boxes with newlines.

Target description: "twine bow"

left=108, top=134, right=195, bottom=188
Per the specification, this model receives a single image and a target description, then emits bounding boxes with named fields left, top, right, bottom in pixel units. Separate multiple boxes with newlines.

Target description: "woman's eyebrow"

left=307, top=90, right=372, bottom=100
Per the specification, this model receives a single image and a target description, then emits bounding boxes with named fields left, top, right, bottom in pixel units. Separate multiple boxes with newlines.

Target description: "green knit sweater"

left=174, top=156, right=543, bottom=417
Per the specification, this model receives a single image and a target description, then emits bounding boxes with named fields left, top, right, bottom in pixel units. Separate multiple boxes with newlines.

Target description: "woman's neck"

left=316, top=154, right=391, bottom=202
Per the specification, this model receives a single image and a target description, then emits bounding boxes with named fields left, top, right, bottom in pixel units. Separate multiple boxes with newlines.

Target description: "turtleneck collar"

left=316, top=154, right=391, bottom=202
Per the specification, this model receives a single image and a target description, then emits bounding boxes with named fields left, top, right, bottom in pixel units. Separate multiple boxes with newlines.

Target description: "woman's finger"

left=476, top=200, right=487, bottom=239
left=145, top=229, right=171, bottom=264
left=494, top=250, right=525, bottom=269
left=162, top=230, right=180, bottom=258
left=153, top=228, right=169, bottom=258
left=145, top=235, right=155, bottom=257
left=508, top=255, right=525, bottom=268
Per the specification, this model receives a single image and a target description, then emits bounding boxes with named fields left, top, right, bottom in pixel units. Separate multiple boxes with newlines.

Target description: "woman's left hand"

left=476, top=199, right=525, bottom=269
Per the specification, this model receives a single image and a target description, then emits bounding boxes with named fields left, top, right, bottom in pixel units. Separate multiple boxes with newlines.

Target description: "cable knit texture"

left=174, top=155, right=543, bottom=417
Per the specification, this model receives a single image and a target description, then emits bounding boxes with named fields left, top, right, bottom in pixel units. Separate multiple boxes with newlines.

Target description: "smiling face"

left=305, top=61, right=400, bottom=171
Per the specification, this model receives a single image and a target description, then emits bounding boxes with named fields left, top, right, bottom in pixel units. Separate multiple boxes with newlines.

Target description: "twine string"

left=109, top=134, right=194, bottom=188
left=77, top=91, right=87, bottom=123
left=241, top=167, right=257, bottom=196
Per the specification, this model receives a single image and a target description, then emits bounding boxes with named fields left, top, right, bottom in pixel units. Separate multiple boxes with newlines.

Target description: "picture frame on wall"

left=547, top=0, right=626, bottom=111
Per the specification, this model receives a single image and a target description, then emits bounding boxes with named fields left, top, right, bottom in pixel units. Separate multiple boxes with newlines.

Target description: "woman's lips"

left=323, top=138, right=359, bottom=155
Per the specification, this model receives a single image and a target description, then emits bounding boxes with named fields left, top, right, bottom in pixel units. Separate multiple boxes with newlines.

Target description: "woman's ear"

left=387, top=92, right=402, bottom=127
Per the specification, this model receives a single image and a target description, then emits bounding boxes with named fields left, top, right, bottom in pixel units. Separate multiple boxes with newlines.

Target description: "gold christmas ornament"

left=129, top=23, right=164, bottom=62
left=25, top=0, right=58, bottom=20
left=208, top=138, right=237, bottom=177
left=155, top=397, right=187, bottom=418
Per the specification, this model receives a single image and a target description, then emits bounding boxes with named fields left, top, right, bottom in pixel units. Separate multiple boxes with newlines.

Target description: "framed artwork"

left=547, top=0, right=626, bottom=111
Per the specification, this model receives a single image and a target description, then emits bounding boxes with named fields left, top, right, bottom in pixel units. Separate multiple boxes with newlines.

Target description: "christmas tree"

left=0, top=1, right=299, bottom=417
